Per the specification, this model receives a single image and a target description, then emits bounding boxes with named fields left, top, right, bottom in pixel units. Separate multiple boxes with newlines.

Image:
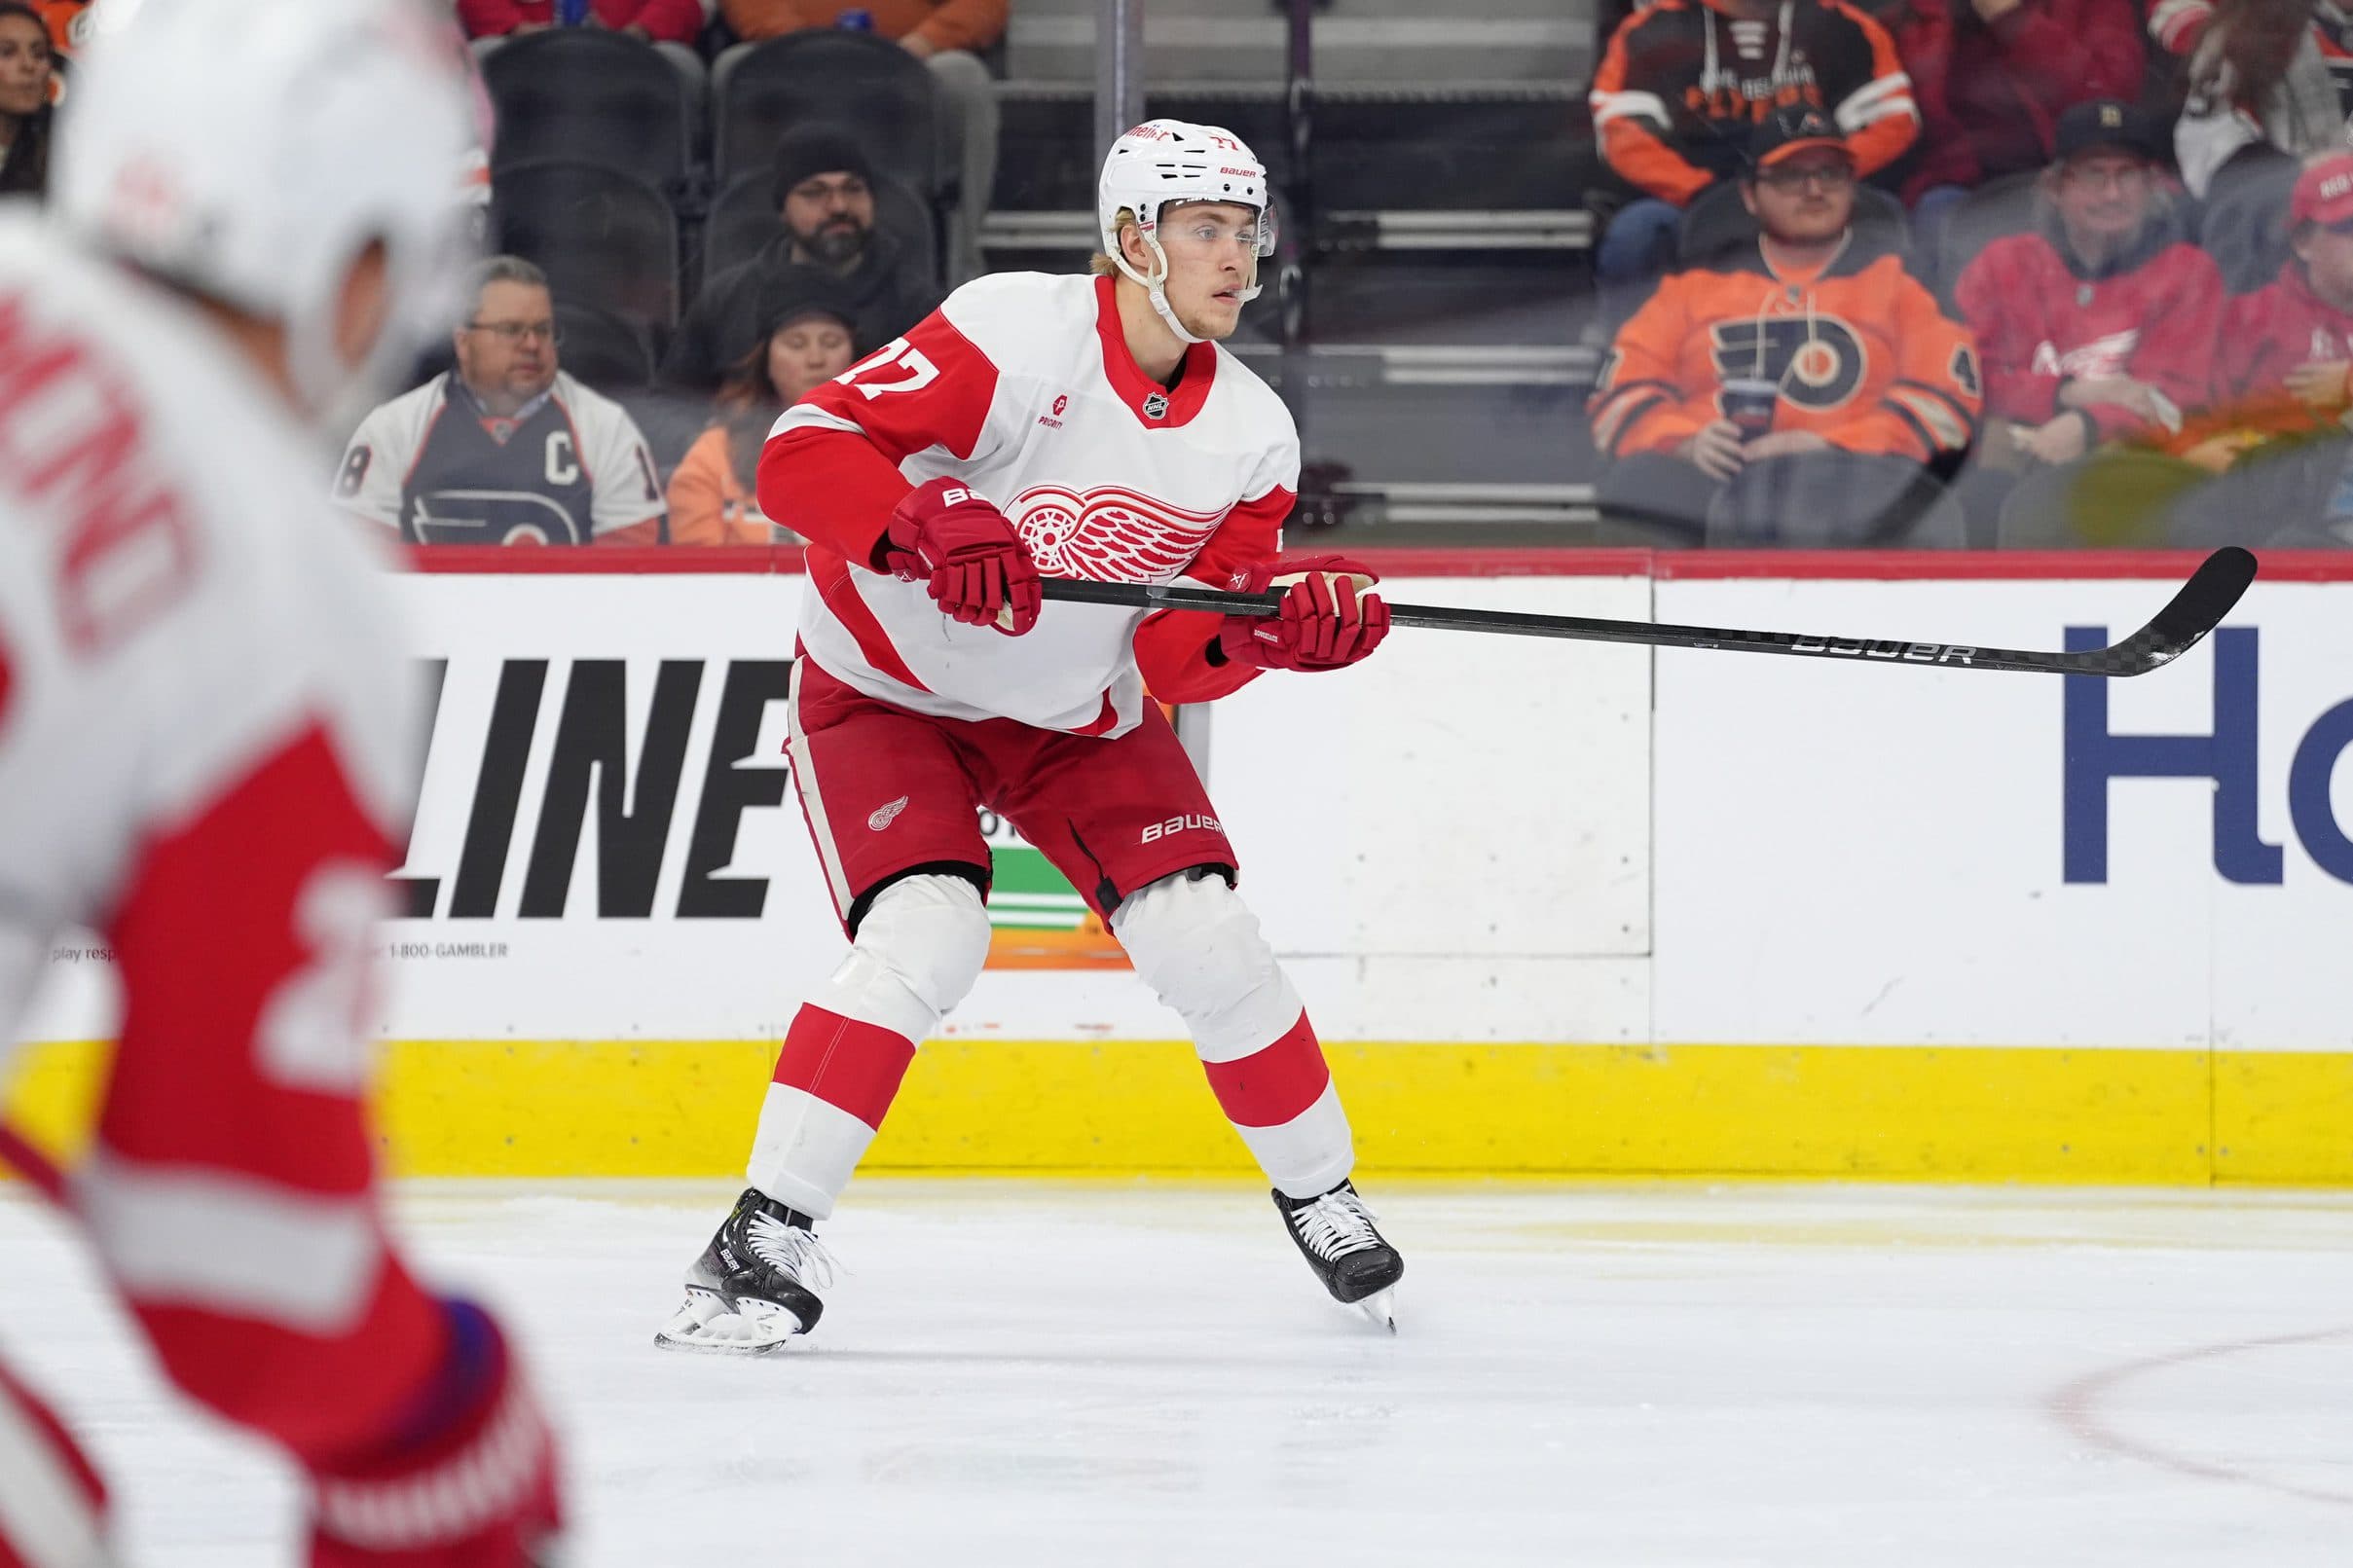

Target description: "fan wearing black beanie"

left=662, top=123, right=941, bottom=394
left=667, top=265, right=860, bottom=545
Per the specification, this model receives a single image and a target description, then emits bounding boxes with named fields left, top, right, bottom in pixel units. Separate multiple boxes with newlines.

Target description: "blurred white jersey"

left=768, top=272, right=1301, bottom=737
left=0, top=212, right=416, bottom=1076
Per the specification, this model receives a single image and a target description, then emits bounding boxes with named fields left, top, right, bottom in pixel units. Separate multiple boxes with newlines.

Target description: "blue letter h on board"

left=2062, top=626, right=2283, bottom=885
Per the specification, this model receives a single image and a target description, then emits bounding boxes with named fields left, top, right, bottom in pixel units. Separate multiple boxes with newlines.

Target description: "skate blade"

left=1354, top=1288, right=1398, bottom=1333
left=651, top=1291, right=805, bottom=1356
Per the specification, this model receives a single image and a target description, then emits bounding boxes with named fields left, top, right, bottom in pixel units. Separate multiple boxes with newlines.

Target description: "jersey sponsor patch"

left=1010, top=484, right=1226, bottom=583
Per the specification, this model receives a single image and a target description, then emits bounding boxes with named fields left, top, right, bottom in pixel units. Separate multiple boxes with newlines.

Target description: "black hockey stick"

left=1039, top=546, right=2257, bottom=677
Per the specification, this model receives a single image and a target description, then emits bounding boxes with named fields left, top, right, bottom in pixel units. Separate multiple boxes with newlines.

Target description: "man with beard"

left=662, top=124, right=940, bottom=393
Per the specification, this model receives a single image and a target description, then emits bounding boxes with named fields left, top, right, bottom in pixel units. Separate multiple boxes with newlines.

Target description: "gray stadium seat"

left=483, top=29, right=697, bottom=192
left=712, top=32, right=940, bottom=198
left=551, top=302, right=655, bottom=393
left=491, top=160, right=681, bottom=335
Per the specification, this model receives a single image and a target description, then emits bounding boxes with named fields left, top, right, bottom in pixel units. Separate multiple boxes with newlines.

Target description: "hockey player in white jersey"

left=658, top=120, right=1406, bottom=1355
left=0, top=2, right=563, bottom=1561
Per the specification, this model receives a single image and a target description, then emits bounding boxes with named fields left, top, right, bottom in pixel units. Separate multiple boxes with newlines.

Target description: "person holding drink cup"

left=1589, top=106, right=1983, bottom=546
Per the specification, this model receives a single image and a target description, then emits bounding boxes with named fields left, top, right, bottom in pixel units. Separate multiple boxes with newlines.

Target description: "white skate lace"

left=1289, top=1189, right=1384, bottom=1262
left=747, top=1211, right=839, bottom=1292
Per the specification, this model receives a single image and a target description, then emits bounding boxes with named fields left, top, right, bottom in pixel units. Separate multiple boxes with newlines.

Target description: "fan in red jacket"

left=2158, top=154, right=2353, bottom=469
left=1954, top=101, right=2223, bottom=465
left=456, top=0, right=707, bottom=45
left=1862, top=0, right=2146, bottom=204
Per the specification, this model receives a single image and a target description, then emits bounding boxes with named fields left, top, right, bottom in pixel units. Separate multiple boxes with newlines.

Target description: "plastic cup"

left=1721, top=377, right=1779, bottom=441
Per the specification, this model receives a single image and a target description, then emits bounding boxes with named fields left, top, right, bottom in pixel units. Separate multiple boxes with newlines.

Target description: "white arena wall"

left=8, top=548, right=2346, bottom=1184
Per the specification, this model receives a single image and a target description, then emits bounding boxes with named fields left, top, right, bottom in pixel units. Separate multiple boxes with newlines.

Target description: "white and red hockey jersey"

left=0, top=210, right=460, bottom=1479
left=761, top=272, right=1301, bottom=735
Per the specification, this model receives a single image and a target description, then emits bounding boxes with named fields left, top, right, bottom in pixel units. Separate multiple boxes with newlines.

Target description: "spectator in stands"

left=1588, top=0, right=1919, bottom=286
left=1952, top=101, right=2224, bottom=541
left=719, top=0, right=1003, bottom=282
left=1869, top=0, right=2144, bottom=221
left=1589, top=109, right=1980, bottom=545
left=0, top=3, right=54, bottom=200
left=2151, top=153, right=2353, bottom=542
left=668, top=267, right=859, bottom=545
left=335, top=257, right=669, bottom=546
left=457, top=0, right=708, bottom=46
left=664, top=124, right=938, bottom=392
left=2168, top=0, right=2353, bottom=197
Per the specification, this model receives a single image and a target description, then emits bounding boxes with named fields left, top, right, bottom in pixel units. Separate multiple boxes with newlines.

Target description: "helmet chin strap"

left=1112, top=231, right=1209, bottom=346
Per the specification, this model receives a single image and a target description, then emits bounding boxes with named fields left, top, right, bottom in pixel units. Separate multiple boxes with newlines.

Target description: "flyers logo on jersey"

left=1011, top=485, right=1225, bottom=583
left=1710, top=318, right=1866, bottom=411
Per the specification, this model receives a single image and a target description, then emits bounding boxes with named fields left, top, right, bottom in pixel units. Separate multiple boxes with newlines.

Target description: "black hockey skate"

left=1274, top=1180, right=1404, bottom=1331
left=653, top=1187, right=836, bottom=1355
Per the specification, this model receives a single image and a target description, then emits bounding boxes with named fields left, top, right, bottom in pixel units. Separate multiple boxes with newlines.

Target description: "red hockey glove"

left=880, top=478, right=1042, bottom=636
left=1216, top=556, right=1390, bottom=673
left=308, top=1300, right=564, bottom=1568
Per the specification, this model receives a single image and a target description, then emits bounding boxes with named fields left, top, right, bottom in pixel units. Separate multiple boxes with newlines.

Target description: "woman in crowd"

left=667, top=267, right=860, bottom=545
left=0, top=2, right=55, bottom=200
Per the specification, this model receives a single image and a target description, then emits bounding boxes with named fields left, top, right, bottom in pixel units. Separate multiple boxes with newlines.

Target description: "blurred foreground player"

left=658, top=120, right=1406, bottom=1353
left=0, top=2, right=562, bottom=1562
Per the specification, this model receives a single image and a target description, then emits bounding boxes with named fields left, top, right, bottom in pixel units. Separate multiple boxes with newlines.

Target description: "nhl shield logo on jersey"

left=1142, top=391, right=1169, bottom=419
left=1011, top=485, right=1225, bottom=582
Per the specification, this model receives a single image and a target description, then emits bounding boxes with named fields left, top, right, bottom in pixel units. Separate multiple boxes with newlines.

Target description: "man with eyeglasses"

left=662, top=125, right=939, bottom=395
left=1951, top=99, right=2224, bottom=541
left=335, top=254, right=667, bottom=545
left=1590, top=107, right=1980, bottom=545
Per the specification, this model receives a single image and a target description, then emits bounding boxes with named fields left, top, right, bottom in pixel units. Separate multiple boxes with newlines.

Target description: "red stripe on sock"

left=772, top=1004, right=917, bottom=1131
left=1201, top=1012, right=1332, bottom=1129
left=0, top=1357, right=109, bottom=1526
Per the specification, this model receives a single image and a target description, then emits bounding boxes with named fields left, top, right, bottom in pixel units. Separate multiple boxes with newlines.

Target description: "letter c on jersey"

left=543, top=431, right=579, bottom=488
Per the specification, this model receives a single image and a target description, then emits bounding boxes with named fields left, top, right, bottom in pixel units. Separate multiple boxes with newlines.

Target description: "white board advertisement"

left=1651, top=572, right=2353, bottom=1051
left=17, top=568, right=1654, bottom=1047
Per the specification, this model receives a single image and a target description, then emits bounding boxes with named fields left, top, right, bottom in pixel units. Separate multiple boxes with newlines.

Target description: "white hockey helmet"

left=1098, top=118, right=1276, bottom=344
left=53, top=0, right=487, bottom=419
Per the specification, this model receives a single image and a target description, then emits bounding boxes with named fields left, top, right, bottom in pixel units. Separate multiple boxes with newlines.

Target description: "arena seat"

left=491, top=159, right=681, bottom=336
left=483, top=29, right=698, bottom=193
left=711, top=31, right=940, bottom=200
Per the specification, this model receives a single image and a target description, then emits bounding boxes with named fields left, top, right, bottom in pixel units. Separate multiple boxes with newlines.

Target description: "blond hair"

left=1090, top=206, right=1140, bottom=276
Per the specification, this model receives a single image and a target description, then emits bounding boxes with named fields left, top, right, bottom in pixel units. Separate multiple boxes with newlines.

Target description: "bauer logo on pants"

left=1140, top=814, right=1221, bottom=844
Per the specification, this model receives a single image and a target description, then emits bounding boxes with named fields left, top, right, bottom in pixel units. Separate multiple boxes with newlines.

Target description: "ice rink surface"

left=4, top=1179, right=2351, bottom=1566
